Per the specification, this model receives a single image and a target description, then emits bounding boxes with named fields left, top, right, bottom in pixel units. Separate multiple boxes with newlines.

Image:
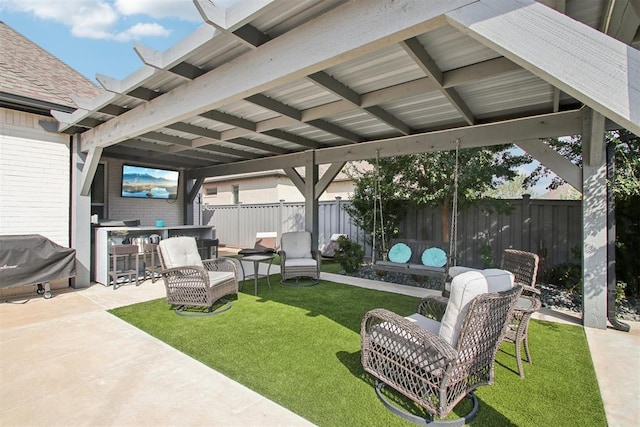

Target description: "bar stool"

left=143, top=243, right=161, bottom=283
left=109, top=244, right=140, bottom=289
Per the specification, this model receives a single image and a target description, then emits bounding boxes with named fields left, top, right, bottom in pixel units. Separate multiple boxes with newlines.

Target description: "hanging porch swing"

left=371, top=141, right=461, bottom=285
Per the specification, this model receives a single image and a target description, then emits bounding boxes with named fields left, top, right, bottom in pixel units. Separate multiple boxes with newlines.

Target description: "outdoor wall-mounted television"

left=121, top=164, right=179, bottom=199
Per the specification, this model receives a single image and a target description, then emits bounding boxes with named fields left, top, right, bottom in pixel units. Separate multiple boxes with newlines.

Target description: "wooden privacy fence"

left=202, top=196, right=581, bottom=269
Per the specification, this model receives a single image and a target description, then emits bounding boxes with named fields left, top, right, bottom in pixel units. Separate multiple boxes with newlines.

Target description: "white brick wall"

left=0, top=110, right=71, bottom=246
left=106, top=160, right=183, bottom=226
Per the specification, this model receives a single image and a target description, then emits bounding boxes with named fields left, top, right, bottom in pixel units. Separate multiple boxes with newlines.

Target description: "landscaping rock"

left=341, top=264, right=640, bottom=322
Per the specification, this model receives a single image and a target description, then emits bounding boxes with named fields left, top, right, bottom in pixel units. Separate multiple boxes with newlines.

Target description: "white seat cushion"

left=481, top=268, right=515, bottom=293
left=207, top=271, right=235, bottom=286
left=447, top=267, right=514, bottom=293
left=159, top=236, right=204, bottom=268
left=439, top=271, right=489, bottom=347
left=281, top=232, right=312, bottom=259
left=405, top=313, right=441, bottom=335
left=284, top=258, right=317, bottom=267
left=448, top=265, right=480, bottom=278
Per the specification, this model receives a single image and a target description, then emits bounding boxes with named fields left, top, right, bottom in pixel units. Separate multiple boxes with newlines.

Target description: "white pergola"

left=51, top=0, right=640, bottom=329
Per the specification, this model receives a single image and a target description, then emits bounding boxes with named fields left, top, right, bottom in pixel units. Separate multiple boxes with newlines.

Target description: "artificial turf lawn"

left=110, top=279, right=606, bottom=426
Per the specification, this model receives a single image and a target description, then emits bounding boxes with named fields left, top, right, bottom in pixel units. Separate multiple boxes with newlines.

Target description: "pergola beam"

left=315, top=109, right=583, bottom=165
left=134, top=24, right=220, bottom=71
left=188, top=109, right=582, bottom=179
left=227, top=138, right=290, bottom=155
left=194, top=0, right=279, bottom=32
left=79, top=147, right=103, bottom=197
left=308, top=72, right=412, bottom=135
left=283, top=167, right=305, bottom=194
left=516, top=139, right=582, bottom=191
left=187, top=139, right=261, bottom=159
left=315, top=162, right=345, bottom=196
left=446, top=0, right=640, bottom=136
left=400, top=37, right=475, bottom=125
left=189, top=152, right=307, bottom=178
left=80, top=0, right=464, bottom=151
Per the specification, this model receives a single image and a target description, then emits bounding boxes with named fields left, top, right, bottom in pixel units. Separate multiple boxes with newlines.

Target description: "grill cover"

left=0, top=235, right=76, bottom=288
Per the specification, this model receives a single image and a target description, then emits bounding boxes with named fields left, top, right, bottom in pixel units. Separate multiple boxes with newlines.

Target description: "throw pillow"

left=421, top=247, right=447, bottom=267
left=388, top=242, right=412, bottom=263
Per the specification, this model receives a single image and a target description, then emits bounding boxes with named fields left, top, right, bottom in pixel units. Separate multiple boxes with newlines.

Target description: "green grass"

left=319, top=257, right=344, bottom=274
left=110, top=278, right=606, bottom=427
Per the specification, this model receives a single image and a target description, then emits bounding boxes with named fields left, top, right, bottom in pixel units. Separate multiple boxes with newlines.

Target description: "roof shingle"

left=0, top=21, right=104, bottom=109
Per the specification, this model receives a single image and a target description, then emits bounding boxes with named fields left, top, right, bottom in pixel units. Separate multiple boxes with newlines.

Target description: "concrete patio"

left=1, top=264, right=638, bottom=426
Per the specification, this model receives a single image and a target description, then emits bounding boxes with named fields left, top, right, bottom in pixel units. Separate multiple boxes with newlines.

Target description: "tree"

left=482, top=173, right=539, bottom=199
left=529, top=130, right=640, bottom=199
left=390, top=146, right=531, bottom=241
left=345, top=145, right=532, bottom=248
left=530, top=130, right=640, bottom=296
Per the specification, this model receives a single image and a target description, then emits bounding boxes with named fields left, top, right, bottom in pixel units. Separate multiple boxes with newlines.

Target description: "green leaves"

left=345, top=146, right=531, bottom=241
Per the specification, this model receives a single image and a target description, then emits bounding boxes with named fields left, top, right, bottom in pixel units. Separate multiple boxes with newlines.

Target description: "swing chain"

left=449, top=139, right=460, bottom=267
left=372, top=149, right=386, bottom=263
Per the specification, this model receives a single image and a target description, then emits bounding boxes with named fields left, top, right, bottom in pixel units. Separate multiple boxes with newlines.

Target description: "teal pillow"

left=388, top=243, right=411, bottom=263
left=421, top=247, right=447, bottom=267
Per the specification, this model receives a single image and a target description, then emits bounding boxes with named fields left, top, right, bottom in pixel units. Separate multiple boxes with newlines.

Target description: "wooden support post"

left=304, top=151, right=319, bottom=251
left=70, top=134, right=92, bottom=287
left=582, top=108, right=608, bottom=329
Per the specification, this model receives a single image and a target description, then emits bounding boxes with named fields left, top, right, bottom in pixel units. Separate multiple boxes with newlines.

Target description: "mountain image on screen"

left=121, top=169, right=179, bottom=199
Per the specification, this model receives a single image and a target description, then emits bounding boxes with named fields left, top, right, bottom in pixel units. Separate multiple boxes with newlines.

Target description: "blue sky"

left=0, top=0, right=219, bottom=82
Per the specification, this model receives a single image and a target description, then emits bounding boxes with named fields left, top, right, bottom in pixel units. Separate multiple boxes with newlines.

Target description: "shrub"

left=616, top=281, right=627, bottom=305
left=479, top=241, right=498, bottom=268
left=543, top=262, right=583, bottom=293
left=542, top=246, right=582, bottom=293
left=334, top=236, right=364, bottom=273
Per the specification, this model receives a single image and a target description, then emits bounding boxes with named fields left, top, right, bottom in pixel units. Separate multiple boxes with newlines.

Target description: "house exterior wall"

left=0, top=108, right=70, bottom=246
left=202, top=174, right=354, bottom=205
left=105, top=159, right=184, bottom=226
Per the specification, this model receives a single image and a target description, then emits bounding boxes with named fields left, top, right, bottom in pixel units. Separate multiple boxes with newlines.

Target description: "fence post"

left=522, top=194, right=531, bottom=252
left=335, top=196, right=342, bottom=234
left=236, top=202, right=242, bottom=247
left=278, top=199, right=285, bottom=241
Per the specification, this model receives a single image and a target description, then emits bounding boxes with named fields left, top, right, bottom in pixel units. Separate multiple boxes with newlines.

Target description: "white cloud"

left=0, top=0, right=186, bottom=40
left=0, top=0, right=109, bottom=22
left=114, top=22, right=171, bottom=42
left=114, top=0, right=201, bottom=21
left=69, top=3, right=119, bottom=39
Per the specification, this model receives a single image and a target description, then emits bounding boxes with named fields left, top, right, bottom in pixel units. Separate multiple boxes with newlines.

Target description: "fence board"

left=202, top=197, right=581, bottom=270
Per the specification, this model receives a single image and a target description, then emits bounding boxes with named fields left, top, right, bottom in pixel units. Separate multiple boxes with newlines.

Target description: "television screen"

left=121, top=164, right=179, bottom=199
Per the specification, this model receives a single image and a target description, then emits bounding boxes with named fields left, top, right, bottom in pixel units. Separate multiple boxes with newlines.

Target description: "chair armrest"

left=417, top=296, right=449, bottom=321
left=311, top=250, right=322, bottom=267
left=361, top=308, right=457, bottom=362
left=521, top=284, right=541, bottom=295
left=203, top=257, right=238, bottom=277
left=278, top=250, right=287, bottom=263
left=160, top=265, right=209, bottom=284
left=514, top=294, right=542, bottom=314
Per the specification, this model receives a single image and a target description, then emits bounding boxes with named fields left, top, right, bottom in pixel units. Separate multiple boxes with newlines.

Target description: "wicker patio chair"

left=361, top=270, right=522, bottom=425
left=279, top=231, right=321, bottom=286
left=158, top=236, right=238, bottom=316
left=500, top=249, right=541, bottom=378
